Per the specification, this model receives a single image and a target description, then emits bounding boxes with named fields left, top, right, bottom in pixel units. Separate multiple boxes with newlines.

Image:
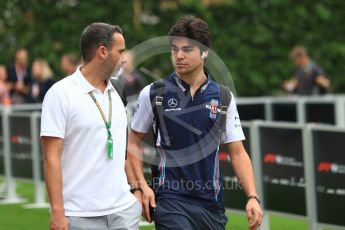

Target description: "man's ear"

left=97, top=46, right=108, bottom=60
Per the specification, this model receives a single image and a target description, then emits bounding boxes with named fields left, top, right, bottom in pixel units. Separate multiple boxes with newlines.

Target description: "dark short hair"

left=168, top=16, right=211, bottom=51
left=80, top=22, right=123, bottom=63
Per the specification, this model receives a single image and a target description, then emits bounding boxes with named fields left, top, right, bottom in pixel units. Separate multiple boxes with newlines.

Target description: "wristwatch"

left=247, top=195, right=261, bottom=205
left=130, top=187, right=143, bottom=194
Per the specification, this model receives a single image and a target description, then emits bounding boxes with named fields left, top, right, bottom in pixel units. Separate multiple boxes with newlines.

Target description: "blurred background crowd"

left=0, top=48, right=78, bottom=105
left=0, top=0, right=344, bottom=105
left=0, top=47, right=145, bottom=105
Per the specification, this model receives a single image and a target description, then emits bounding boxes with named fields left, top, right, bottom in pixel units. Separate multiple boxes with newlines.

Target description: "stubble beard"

left=103, top=58, right=120, bottom=80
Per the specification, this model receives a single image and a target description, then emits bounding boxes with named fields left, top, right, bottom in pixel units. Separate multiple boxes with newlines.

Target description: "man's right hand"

left=141, top=185, right=156, bottom=223
left=50, top=213, right=68, bottom=230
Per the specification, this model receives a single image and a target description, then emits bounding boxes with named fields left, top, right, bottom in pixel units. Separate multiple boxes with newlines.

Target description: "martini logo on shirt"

left=206, top=99, right=221, bottom=120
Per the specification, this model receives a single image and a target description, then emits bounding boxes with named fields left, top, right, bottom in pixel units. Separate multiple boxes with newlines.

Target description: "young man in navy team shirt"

left=128, top=16, right=262, bottom=230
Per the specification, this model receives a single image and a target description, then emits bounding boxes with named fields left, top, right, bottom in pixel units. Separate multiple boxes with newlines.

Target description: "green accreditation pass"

left=107, top=138, right=113, bottom=159
left=89, top=90, right=113, bottom=160
left=106, top=122, right=113, bottom=159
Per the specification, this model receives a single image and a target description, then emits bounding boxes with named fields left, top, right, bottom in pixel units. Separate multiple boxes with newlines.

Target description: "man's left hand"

left=246, top=199, right=263, bottom=230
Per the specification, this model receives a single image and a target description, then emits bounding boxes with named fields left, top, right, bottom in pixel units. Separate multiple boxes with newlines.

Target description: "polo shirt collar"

left=73, top=66, right=115, bottom=94
left=172, top=71, right=211, bottom=93
left=105, top=80, right=116, bottom=93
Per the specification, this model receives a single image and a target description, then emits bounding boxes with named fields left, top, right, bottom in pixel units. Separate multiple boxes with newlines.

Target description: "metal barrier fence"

left=127, top=94, right=345, bottom=126
left=236, top=95, right=345, bottom=127
left=1, top=100, right=345, bottom=229
left=304, top=124, right=345, bottom=229
left=0, top=104, right=48, bottom=208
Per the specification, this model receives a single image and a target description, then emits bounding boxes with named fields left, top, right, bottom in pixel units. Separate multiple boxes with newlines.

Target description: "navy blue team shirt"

left=131, top=72, right=245, bottom=212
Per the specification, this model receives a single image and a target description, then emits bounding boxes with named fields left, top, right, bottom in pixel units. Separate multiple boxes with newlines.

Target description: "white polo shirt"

left=41, top=68, right=136, bottom=217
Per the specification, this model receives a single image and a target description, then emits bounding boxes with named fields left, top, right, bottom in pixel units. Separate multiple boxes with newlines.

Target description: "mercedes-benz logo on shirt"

left=168, top=98, right=178, bottom=108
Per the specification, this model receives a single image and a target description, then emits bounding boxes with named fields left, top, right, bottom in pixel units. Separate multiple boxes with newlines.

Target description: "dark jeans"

left=154, top=199, right=227, bottom=230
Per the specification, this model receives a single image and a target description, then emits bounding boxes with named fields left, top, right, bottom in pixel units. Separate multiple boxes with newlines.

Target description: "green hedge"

left=1, top=0, right=344, bottom=96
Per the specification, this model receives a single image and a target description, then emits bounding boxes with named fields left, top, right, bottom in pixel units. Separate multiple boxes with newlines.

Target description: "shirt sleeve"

left=130, top=84, right=154, bottom=133
left=221, top=92, right=245, bottom=144
left=40, top=86, right=68, bottom=139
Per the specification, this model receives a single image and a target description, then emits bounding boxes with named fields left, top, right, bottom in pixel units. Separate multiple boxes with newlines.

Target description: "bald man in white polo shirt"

left=41, top=23, right=141, bottom=230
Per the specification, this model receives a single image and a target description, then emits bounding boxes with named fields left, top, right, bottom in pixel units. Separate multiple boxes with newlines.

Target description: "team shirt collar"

left=172, top=71, right=211, bottom=93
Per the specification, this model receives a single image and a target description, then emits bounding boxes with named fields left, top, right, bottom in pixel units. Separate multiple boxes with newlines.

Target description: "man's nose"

left=176, top=50, right=184, bottom=59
